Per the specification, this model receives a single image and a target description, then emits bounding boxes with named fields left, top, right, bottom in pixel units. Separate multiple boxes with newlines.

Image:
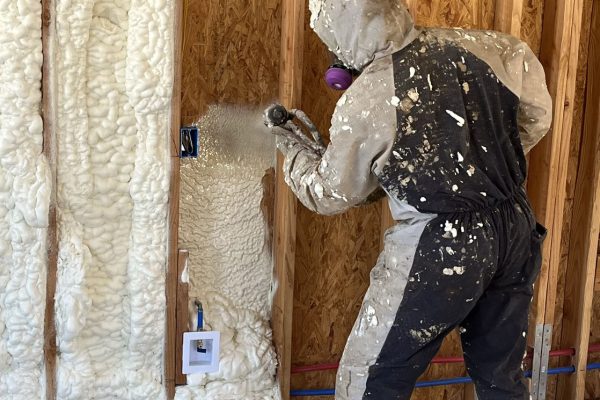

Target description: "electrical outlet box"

left=182, top=331, right=220, bottom=374
left=180, top=126, right=199, bottom=158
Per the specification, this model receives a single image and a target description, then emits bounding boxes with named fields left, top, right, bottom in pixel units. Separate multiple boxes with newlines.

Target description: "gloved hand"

left=264, top=104, right=326, bottom=156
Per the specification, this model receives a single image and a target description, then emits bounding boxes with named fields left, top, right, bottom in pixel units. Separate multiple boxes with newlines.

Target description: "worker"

left=268, top=0, right=553, bottom=399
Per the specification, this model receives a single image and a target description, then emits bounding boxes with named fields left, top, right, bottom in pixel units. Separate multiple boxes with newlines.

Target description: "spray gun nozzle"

left=264, top=104, right=291, bottom=127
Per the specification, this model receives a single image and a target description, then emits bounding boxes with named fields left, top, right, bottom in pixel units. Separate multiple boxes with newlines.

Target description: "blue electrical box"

left=180, top=126, right=199, bottom=158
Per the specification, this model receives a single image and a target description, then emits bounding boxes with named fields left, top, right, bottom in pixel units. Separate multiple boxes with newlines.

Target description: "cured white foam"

left=0, top=1, right=50, bottom=398
left=175, top=292, right=280, bottom=400
left=176, top=105, right=280, bottom=399
left=53, top=0, right=172, bottom=398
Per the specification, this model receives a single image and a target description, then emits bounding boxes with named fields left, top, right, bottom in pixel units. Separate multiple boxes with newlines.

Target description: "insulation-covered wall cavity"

left=52, top=0, right=173, bottom=398
left=176, top=105, right=279, bottom=399
left=0, top=1, right=50, bottom=399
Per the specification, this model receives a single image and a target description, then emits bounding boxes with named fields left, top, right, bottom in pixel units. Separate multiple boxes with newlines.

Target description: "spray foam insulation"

left=176, top=105, right=280, bottom=399
left=0, top=1, right=281, bottom=399
left=0, top=1, right=50, bottom=398
left=51, top=0, right=173, bottom=398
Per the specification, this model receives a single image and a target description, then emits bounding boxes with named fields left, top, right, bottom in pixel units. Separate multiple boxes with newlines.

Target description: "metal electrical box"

left=180, top=126, right=199, bottom=158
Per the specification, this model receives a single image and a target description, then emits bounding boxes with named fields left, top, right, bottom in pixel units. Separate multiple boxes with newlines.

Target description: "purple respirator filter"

left=325, top=66, right=353, bottom=90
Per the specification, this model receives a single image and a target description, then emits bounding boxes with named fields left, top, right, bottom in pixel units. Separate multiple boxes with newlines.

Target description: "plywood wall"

left=521, top=0, right=545, bottom=55
left=410, top=0, right=495, bottom=30
left=290, top=1, right=551, bottom=399
left=289, top=12, right=383, bottom=398
left=180, top=0, right=282, bottom=125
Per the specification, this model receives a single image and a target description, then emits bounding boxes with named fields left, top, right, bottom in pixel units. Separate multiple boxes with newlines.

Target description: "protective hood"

left=309, top=0, right=416, bottom=71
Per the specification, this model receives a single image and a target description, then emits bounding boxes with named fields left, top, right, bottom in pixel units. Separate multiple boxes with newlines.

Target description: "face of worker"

left=309, top=0, right=414, bottom=72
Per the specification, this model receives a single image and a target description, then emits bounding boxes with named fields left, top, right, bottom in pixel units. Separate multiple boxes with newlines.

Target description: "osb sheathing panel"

left=291, top=1, right=547, bottom=399
left=180, top=0, right=281, bottom=125
left=290, top=12, right=383, bottom=399
left=410, top=0, right=543, bottom=51
left=521, top=0, right=545, bottom=54
left=410, top=0, right=496, bottom=29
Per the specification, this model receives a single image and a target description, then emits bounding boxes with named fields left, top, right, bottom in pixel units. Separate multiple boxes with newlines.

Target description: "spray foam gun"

left=195, top=299, right=207, bottom=353
left=264, top=104, right=326, bottom=155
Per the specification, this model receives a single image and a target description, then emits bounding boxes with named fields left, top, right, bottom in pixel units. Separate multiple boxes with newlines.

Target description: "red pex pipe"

left=291, top=343, right=600, bottom=374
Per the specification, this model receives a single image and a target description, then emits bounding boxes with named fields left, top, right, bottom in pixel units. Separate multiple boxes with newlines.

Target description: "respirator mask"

left=324, top=54, right=359, bottom=90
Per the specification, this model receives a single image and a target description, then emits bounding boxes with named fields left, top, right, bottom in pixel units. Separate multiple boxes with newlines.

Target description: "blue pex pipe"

left=415, top=376, right=473, bottom=387
left=587, top=363, right=600, bottom=370
left=289, top=377, right=476, bottom=396
left=290, top=389, right=335, bottom=396
left=548, top=366, right=576, bottom=375
left=290, top=363, right=600, bottom=397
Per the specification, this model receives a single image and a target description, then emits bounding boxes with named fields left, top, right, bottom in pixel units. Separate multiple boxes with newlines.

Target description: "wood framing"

left=596, top=256, right=600, bottom=292
left=495, top=0, right=524, bottom=36
left=165, top=0, right=184, bottom=397
left=527, top=0, right=585, bottom=396
left=529, top=0, right=585, bottom=328
left=556, top=1, right=600, bottom=397
left=273, top=1, right=304, bottom=399
left=175, top=250, right=190, bottom=385
left=42, top=0, right=57, bottom=398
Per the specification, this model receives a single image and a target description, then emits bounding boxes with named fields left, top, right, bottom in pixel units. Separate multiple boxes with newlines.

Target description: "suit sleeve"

left=278, top=63, right=397, bottom=216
